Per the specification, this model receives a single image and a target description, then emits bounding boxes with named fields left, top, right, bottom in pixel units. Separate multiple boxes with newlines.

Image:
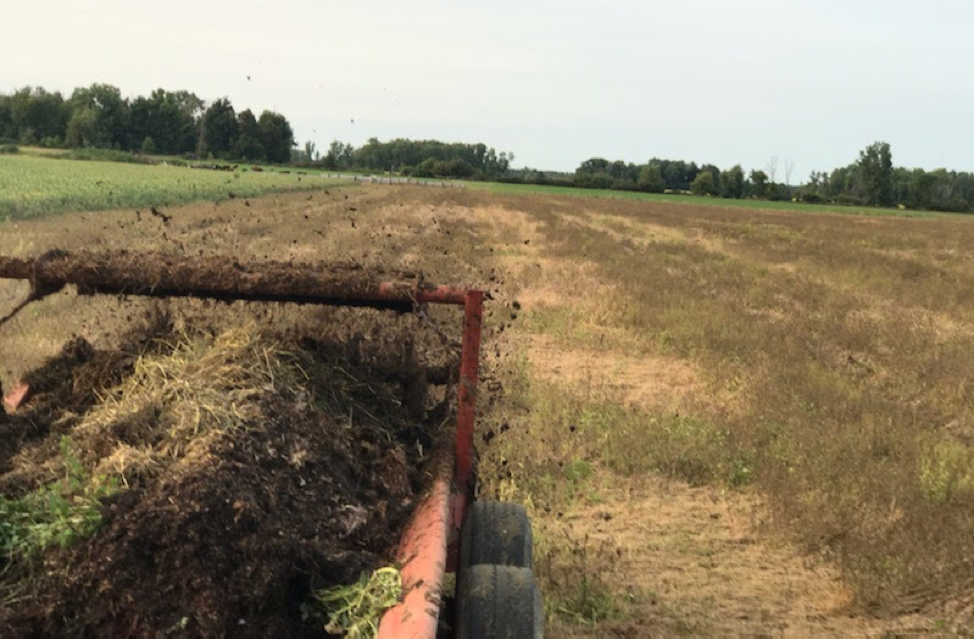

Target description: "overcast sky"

left=3, top=0, right=973, bottom=178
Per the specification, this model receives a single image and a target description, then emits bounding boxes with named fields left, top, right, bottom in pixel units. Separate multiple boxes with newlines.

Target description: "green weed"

left=303, top=566, right=402, bottom=638
left=0, top=437, right=118, bottom=560
left=919, top=440, right=974, bottom=504
left=539, top=532, right=627, bottom=626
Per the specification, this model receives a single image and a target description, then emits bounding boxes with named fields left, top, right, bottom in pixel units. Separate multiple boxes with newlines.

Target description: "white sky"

left=3, top=0, right=973, bottom=178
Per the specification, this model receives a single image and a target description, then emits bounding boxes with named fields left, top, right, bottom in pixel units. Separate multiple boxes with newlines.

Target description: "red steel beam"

left=377, top=290, right=484, bottom=638
left=378, top=282, right=468, bottom=306
left=455, top=290, right=484, bottom=487
left=375, top=450, right=453, bottom=638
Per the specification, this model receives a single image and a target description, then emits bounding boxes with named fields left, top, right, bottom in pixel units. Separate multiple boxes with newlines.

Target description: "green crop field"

left=466, top=179, right=959, bottom=218
left=0, top=154, right=344, bottom=220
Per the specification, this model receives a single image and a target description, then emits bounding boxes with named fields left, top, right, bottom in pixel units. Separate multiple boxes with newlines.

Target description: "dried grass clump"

left=74, top=325, right=292, bottom=485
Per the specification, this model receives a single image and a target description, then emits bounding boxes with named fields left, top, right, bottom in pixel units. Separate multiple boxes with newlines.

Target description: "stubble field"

left=1, top=181, right=973, bottom=635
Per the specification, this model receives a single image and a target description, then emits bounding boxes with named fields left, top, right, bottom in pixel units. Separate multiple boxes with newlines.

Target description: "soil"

left=0, top=317, right=448, bottom=636
left=0, top=249, right=434, bottom=311
left=0, top=336, right=137, bottom=491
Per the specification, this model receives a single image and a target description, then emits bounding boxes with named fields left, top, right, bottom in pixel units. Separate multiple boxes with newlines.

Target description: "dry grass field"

left=2, top=185, right=973, bottom=635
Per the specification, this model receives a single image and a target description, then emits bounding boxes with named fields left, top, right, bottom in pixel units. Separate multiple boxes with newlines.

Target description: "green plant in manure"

left=304, top=566, right=403, bottom=638
left=0, top=437, right=118, bottom=560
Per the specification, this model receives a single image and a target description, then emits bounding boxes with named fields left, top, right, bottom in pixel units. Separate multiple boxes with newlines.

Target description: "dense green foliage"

left=304, top=137, right=514, bottom=179
left=0, top=84, right=294, bottom=163
left=2, top=82, right=970, bottom=213
left=0, top=154, right=339, bottom=220
left=553, top=142, right=974, bottom=212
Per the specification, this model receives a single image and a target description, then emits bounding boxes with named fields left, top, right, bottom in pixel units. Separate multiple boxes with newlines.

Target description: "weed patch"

left=537, top=530, right=630, bottom=626
left=304, top=566, right=403, bottom=638
left=0, top=438, right=117, bottom=561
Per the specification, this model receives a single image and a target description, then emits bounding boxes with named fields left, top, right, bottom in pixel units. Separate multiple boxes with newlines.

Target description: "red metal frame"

left=3, top=382, right=30, bottom=412
left=376, top=289, right=483, bottom=638
left=455, top=291, right=484, bottom=487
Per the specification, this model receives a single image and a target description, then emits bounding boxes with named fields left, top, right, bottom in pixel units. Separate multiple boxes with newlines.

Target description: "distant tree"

left=574, top=171, right=614, bottom=189
left=65, top=107, right=100, bottom=147
left=749, top=169, right=769, bottom=197
left=690, top=170, right=717, bottom=196
left=856, top=141, right=893, bottom=207
left=304, top=140, right=318, bottom=162
left=0, top=84, right=310, bottom=163
left=37, top=135, right=62, bottom=148
left=412, top=157, right=437, bottom=177
left=722, top=165, right=746, bottom=199
left=8, top=86, right=68, bottom=141
left=798, top=170, right=828, bottom=202
left=169, top=91, right=205, bottom=120
left=232, top=109, right=264, bottom=160
left=129, top=89, right=199, bottom=155
left=436, top=158, right=476, bottom=178
left=950, top=172, right=974, bottom=211
left=0, top=95, right=12, bottom=140
left=323, top=140, right=353, bottom=169
left=140, top=136, right=155, bottom=154
left=257, top=110, right=294, bottom=163
left=660, top=160, right=698, bottom=190
left=575, top=157, right=615, bottom=188
left=201, top=98, right=238, bottom=157
left=637, top=163, right=665, bottom=192
left=807, top=170, right=826, bottom=188
left=701, top=163, right=722, bottom=193
left=497, top=151, right=514, bottom=174
left=783, top=157, right=795, bottom=186
left=69, top=84, right=129, bottom=148
left=350, top=138, right=510, bottom=176
left=766, top=155, right=779, bottom=184
left=577, top=157, right=611, bottom=174
left=607, top=160, right=638, bottom=185
left=828, top=166, right=853, bottom=198
left=18, top=126, right=36, bottom=145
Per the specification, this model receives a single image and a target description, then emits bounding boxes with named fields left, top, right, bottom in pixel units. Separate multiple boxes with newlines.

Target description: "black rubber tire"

left=460, top=501, right=533, bottom=571
left=457, top=564, right=544, bottom=639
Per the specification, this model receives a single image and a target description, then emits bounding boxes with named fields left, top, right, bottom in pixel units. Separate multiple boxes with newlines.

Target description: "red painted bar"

left=3, top=383, right=30, bottom=412
left=378, top=291, right=485, bottom=638
left=376, top=472, right=453, bottom=638
left=455, top=290, right=484, bottom=487
left=376, top=281, right=468, bottom=306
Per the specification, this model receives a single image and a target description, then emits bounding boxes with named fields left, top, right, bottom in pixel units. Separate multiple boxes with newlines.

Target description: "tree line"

left=3, top=83, right=971, bottom=213
left=0, top=84, right=294, bottom=163
left=500, top=142, right=973, bottom=213
left=293, top=137, right=514, bottom=180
